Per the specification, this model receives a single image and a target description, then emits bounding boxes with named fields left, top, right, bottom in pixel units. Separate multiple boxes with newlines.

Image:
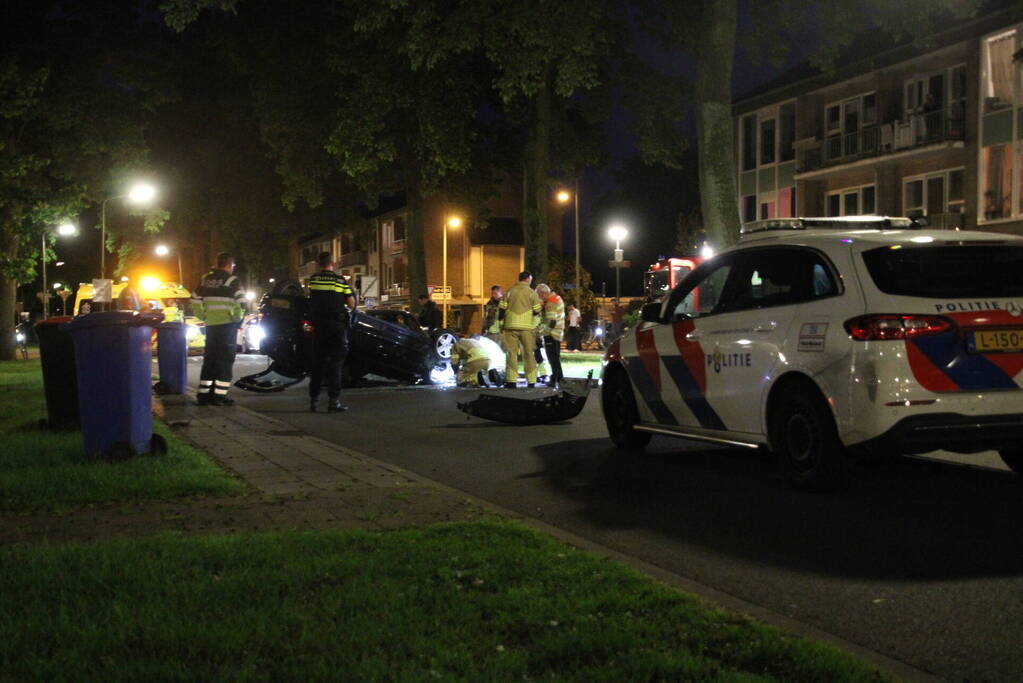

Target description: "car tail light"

left=844, top=314, right=954, bottom=341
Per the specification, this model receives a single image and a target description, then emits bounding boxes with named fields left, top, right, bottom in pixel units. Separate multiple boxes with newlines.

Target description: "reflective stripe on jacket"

left=483, top=297, right=502, bottom=335
left=542, top=293, right=566, bottom=341
left=499, top=282, right=541, bottom=330
left=194, top=269, right=245, bottom=325
left=307, top=270, right=353, bottom=321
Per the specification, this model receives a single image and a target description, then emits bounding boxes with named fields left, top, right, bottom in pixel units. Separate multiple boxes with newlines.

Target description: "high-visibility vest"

left=499, top=282, right=541, bottom=330
left=193, top=269, right=245, bottom=325
left=541, top=293, right=565, bottom=341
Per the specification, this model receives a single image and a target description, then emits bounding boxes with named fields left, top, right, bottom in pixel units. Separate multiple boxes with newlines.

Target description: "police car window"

left=724, top=249, right=836, bottom=312
left=671, top=262, right=732, bottom=319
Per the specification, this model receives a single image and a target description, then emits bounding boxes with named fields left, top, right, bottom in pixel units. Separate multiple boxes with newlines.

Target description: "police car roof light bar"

left=740, top=216, right=917, bottom=236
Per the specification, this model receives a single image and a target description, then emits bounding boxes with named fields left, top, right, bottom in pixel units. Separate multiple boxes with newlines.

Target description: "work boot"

left=196, top=393, right=213, bottom=407
left=211, top=396, right=235, bottom=406
left=327, top=399, right=348, bottom=413
left=310, top=396, right=319, bottom=412
left=504, top=382, right=517, bottom=389
left=527, top=383, right=535, bottom=388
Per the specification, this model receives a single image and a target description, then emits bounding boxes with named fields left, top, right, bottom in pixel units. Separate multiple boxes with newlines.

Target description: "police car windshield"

left=862, top=245, right=1023, bottom=298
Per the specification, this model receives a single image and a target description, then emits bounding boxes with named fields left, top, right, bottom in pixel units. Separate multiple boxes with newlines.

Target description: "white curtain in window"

left=987, top=33, right=1015, bottom=104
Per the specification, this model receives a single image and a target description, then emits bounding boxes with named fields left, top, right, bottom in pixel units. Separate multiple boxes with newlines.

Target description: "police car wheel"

left=602, top=369, right=651, bottom=451
left=997, top=448, right=1023, bottom=475
left=771, top=383, right=845, bottom=492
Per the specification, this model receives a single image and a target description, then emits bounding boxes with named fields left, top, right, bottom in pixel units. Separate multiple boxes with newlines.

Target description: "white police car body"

left=601, top=216, right=1023, bottom=489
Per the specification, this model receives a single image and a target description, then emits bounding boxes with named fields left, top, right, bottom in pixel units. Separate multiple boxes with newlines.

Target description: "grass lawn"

left=0, top=520, right=887, bottom=682
left=0, top=359, right=243, bottom=513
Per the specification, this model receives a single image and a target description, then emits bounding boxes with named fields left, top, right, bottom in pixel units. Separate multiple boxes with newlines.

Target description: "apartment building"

left=296, top=178, right=562, bottom=334
left=733, top=10, right=1023, bottom=235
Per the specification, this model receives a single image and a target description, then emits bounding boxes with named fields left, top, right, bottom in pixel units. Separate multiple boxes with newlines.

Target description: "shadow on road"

left=529, top=438, right=1023, bottom=580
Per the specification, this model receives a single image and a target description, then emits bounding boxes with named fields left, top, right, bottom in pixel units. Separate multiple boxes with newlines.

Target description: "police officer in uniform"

left=193, top=252, right=246, bottom=406
left=308, top=251, right=355, bottom=412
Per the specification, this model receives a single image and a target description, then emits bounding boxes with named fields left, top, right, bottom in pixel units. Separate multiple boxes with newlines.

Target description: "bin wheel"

left=150, top=433, right=168, bottom=457
left=153, top=380, right=168, bottom=396
left=107, top=442, right=137, bottom=461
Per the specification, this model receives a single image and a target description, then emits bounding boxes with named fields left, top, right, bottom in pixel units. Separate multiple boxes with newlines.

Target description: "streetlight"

left=41, top=222, right=77, bottom=319
left=608, top=224, right=628, bottom=331
left=557, top=182, right=581, bottom=307
left=100, top=181, right=157, bottom=279
left=154, top=243, right=184, bottom=284
left=442, top=214, right=462, bottom=329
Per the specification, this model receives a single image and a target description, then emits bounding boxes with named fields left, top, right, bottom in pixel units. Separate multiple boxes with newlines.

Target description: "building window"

left=760, top=118, right=776, bottom=165
left=741, top=114, right=757, bottom=171
left=742, top=195, right=756, bottom=222
left=984, top=30, right=1015, bottom=113
left=982, top=146, right=1012, bottom=220
left=779, top=103, right=795, bottom=162
left=778, top=187, right=795, bottom=218
left=826, top=185, right=876, bottom=217
left=369, top=226, right=377, bottom=253
left=393, top=215, right=406, bottom=243
left=824, top=94, right=874, bottom=160
left=906, top=168, right=966, bottom=219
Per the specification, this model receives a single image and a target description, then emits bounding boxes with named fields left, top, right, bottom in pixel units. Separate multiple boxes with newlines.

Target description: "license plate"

left=270, top=297, right=291, bottom=309
left=969, top=329, right=1023, bottom=353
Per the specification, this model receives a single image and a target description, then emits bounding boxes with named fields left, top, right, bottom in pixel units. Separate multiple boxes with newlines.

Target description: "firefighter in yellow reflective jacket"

left=453, top=336, right=506, bottom=387
left=192, top=252, right=246, bottom=406
left=535, top=283, right=565, bottom=387
left=499, top=271, right=542, bottom=388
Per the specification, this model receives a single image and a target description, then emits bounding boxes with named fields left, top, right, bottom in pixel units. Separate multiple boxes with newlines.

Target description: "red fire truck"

left=644, top=256, right=702, bottom=301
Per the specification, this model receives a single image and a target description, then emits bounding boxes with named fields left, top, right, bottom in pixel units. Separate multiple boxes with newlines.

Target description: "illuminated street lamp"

left=100, top=181, right=157, bottom=279
left=442, top=214, right=462, bottom=329
left=557, top=183, right=581, bottom=306
left=608, top=223, right=628, bottom=328
left=154, top=242, right=184, bottom=284
left=41, top=222, right=77, bottom=319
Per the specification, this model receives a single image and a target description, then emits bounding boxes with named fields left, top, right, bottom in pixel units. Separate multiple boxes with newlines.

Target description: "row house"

left=733, top=9, right=1023, bottom=235
left=296, top=178, right=562, bottom=334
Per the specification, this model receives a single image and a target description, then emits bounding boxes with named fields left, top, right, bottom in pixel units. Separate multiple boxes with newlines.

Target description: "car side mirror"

left=640, top=302, right=663, bottom=324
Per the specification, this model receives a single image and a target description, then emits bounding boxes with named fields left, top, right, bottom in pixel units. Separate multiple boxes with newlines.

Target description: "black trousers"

left=543, top=335, right=563, bottom=383
left=200, top=323, right=238, bottom=397
left=566, top=327, right=581, bottom=351
left=310, top=322, right=349, bottom=399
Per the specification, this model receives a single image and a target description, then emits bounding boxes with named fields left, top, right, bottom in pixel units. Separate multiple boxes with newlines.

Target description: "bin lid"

left=156, top=320, right=186, bottom=330
left=60, top=310, right=164, bottom=332
left=34, top=316, right=74, bottom=329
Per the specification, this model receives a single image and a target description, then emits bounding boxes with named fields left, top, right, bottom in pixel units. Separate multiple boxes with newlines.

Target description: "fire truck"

left=644, top=256, right=702, bottom=301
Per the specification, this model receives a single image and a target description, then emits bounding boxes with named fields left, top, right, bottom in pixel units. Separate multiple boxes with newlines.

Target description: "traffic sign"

left=608, top=260, right=631, bottom=268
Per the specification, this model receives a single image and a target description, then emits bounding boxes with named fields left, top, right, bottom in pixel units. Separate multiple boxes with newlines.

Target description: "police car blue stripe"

left=625, top=357, right=679, bottom=425
left=911, top=333, right=1018, bottom=391
left=660, top=356, right=727, bottom=431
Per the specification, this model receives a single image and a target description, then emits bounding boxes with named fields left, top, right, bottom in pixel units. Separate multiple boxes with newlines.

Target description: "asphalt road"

left=189, top=354, right=1023, bottom=682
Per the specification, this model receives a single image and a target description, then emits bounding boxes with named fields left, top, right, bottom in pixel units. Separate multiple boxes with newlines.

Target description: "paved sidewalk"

left=0, top=396, right=491, bottom=545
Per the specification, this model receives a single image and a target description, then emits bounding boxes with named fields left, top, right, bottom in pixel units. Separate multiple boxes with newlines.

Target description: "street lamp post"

left=557, top=182, right=581, bottom=306
left=442, top=214, right=462, bottom=329
left=41, top=222, right=77, bottom=319
left=608, top=224, right=628, bottom=332
left=155, top=243, right=184, bottom=284
left=100, top=182, right=156, bottom=279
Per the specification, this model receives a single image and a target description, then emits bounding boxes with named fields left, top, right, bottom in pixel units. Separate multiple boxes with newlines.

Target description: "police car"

left=601, top=216, right=1023, bottom=490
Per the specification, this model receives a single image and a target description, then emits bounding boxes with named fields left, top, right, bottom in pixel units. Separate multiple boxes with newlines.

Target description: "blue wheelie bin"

left=61, top=311, right=166, bottom=459
left=154, top=322, right=188, bottom=395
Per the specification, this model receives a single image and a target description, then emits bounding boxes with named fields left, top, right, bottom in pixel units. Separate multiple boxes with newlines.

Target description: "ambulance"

left=72, top=279, right=206, bottom=350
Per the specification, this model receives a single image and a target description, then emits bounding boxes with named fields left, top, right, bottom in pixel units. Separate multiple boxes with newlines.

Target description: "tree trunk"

left=0, top=273, right=16, bottom=361
left=696, top=0, right=741, bottom=247
left=522, top=70, right=552, bottom=281
left=406, top=178, right=426, bottom=315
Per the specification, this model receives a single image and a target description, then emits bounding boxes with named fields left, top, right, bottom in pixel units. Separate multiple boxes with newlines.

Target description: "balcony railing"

left=797, top=108, right=965, bottom=174
left=339, top=250, right=367, bottom=268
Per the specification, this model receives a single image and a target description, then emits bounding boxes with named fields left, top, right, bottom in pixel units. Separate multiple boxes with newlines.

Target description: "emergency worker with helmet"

left=307, top=251, right=355, bottom=413
left=499, top=271, right=542, bottom=388
left=535, top=283, right=565, bottom=388
left=193, top=252, right=246, bottom=405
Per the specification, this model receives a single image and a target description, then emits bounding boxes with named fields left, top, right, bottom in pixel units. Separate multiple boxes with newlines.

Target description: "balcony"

left=339, top=250, right=367, bottom=268
left=797, top=108, right=965, bottom=175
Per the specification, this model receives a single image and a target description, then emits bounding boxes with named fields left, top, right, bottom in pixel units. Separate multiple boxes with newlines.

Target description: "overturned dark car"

left=235, top=286, right=457, bottom=392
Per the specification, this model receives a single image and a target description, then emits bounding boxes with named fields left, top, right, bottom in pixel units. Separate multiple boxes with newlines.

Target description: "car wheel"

left=432, top=329, right=457, bottom=360
left=997, top=448, right=1023, bottom=475
left=770, top=382, right=846, bottom=491
left=271, top=279, right=304, bottom=297
left=601, top=368, right=651, bottom=450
